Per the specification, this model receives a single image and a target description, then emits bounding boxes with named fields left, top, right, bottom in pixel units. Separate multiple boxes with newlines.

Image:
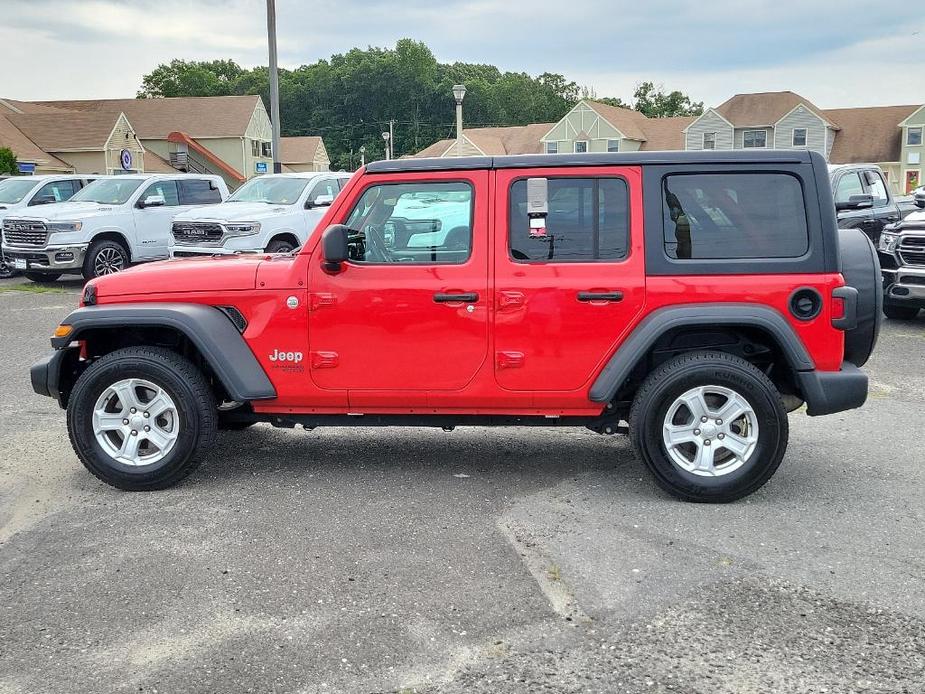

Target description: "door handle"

left=433, top=292, right=479, bottom=303
left=577, top=291, right=623, bottom=302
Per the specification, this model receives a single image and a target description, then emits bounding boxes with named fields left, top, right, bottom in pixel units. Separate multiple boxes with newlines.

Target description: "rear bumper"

left=796, top=362, right=868, bottom=416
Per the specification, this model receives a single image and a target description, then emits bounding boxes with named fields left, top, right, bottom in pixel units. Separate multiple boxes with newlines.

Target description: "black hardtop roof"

left=366, top=150, right=817, bottom=174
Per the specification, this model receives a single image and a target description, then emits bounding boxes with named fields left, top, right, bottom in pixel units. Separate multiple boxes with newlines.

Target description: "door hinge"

left=309, top=293, right=337, bottom=311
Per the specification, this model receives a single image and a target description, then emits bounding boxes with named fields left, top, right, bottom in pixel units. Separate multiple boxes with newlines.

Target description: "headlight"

left=879, top=231, right=899, bottom=253
left=224, top=222, right=260, bottom=237
left=46, top=221, right=83, bottom=232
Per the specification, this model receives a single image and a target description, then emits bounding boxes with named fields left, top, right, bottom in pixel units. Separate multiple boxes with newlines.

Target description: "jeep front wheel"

left=83, top=239, right=129, bottom=279
left=629, top=351, right=788, bottom=503
left=67, top=346, right=217, bottom=490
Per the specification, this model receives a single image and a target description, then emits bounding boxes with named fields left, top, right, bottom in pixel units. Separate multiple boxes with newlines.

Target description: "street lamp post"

left=266, top=0, right=282, bottom=174
left=382, top=132, right=391, bottom=160
left=359, top=145, right=366, bottom=168
left=452, top=84, right=466, bottom=157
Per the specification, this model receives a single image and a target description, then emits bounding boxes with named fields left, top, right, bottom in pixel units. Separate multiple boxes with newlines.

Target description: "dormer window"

left=792, top=128, right=807, bottom=147
left=909, top=127, right=923, bottom=146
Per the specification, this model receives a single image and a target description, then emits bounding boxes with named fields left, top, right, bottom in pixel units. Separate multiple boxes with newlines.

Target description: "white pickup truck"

left=0, top=175, right=96, bottom=279
left=169, top=172, right=351, bottom=256
left=2, top=173, right=228, bottom=281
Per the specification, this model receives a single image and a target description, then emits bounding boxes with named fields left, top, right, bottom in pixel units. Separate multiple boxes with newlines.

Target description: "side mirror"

left=139, top=194, right=166, bottom=209
left=915, top=199, right=924, bottom=209
left=307, top=194, right=334, bottom=209
left=835, top=194, right=873, bottom=212
left=320, top=224, right=349, bottom=272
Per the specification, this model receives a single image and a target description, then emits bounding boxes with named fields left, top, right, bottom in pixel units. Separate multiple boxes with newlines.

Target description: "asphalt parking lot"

left=1, top=276, right=923, bottom=694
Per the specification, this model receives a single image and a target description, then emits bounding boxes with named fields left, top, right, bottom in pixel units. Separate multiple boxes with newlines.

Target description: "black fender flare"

left=51, top=303, right=276, bottom=401
left=588, top=303, right=815, bottom=403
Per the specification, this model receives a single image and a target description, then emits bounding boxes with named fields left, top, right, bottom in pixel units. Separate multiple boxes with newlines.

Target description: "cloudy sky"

left=2, top=0, right=923, bottom=108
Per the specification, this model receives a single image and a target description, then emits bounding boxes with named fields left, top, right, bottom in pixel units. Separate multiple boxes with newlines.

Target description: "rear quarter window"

left=662, top=173, right=808, bottom=260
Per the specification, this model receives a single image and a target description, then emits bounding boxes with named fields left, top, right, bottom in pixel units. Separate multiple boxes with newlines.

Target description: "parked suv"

left=829, top=164, right=901, bottom=243
left=2, top=174, right=228, bottom=281
left=31, top=151, right=881, bottom=503
left=0, top=175, right=95, bottom=279
left=169, top=172, right=351, bottom=257
left=878, top=208, right=925, bottom=319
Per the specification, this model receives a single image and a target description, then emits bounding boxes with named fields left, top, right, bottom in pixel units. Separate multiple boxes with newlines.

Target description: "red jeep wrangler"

left=31, top=151, right=881, bottom=502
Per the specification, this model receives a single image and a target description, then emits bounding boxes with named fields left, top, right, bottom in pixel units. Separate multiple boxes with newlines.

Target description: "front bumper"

left=882, top=266, right=925, bottom=307
left=796, top=362, right=868, bottom=417
left=31, top=347, right=80, bottom=408
left=2, top=243, right=89, bottom=272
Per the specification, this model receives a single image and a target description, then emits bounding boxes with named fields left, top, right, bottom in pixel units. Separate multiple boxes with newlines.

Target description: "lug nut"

left=701, top=416, right=708, bottom=423
left=144, top=426, right=150, bottom=432
left=694, top=429, right=701, bottom=436
left=122, top=418, right=129, bottom=425
left=143, top=412, right=150, bottom=418
left=130, top=408, right=137, bottom=414
left=704, top=439, right=711, bottom=445
left=718, top=433, right=725, bottom=440
left=716, top=419, right=723, bottom=425
left=131, top=430, right=138, bottom=436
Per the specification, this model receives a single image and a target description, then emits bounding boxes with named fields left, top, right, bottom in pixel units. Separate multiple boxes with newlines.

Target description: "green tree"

left=0, top=147, right=18, bottom=176
left=631, top=81, right=703, bottom=118
left=137, top=59, right=246, bottom=98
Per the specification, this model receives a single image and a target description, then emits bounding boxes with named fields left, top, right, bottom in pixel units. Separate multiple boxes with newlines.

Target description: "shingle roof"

left=142, top=150, right=178, bottom=173
left=279, top=136, right=324, bottom=164
left=6, top=111, right=122, bottom=150
left=0, top=99, right=72, bottom=115
left=715, top=91, right=835, bottom=128
left=30, top=95, right=263, bottom=139
left=824, top=104, right=921, bottom=164
left=584, top=101, right=649, bottom=140
left=411, top=123, right=554, bottom=158
left=0, top=115, right=72, bottom=168
left=638, top=116, right=696, bottom=151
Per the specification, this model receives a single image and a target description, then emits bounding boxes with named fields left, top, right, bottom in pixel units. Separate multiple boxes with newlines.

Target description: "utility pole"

left=382, top=131, right=391, bottom=160
left=266, top=0, right=282, bottom=174
left=359, top=145, right=366, bottom=167
left=389, top=119, right=395, bottom=159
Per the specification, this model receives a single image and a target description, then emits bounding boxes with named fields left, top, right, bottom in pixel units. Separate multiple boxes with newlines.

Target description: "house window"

left=574, top=141, right=588, bottom=154
left=702, top=132, right=716, bottom=150
left=261, top=142, right=272, bottom=157
left=251, top=140, right=260, bottom=157
left=546, top=141, right=558, bottom=155
left=743, top=130, right=767, bottom=148
left=792, top=128, right=807, bottom=147
left=909, top=127, right=923, bottom=146
left=607, top=139, right=620, bottom=153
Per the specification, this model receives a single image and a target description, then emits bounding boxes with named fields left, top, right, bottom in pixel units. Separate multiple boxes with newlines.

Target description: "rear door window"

left=662, top=173, right=808, bottom=259
left=178, top=179, right=222, bottom=205
left=508, top=177, right=629, bottom=262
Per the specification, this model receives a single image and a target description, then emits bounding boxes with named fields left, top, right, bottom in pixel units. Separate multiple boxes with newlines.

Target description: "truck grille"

left=172, top=222, right=224, bottom=245
left=2, top=219, right=48, bottom=247
left=898, top=235, right=925, bottom=267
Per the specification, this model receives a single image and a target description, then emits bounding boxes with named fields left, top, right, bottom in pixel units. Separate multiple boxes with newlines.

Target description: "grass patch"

left=0, top=282, right=69, bottom=294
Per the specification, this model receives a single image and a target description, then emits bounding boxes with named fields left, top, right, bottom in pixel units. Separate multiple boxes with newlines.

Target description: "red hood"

left=89, top=255, right=266, bottom=298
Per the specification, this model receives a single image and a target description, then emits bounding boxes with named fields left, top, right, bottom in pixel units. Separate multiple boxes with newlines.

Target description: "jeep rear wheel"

left=67, top=346, right=216, bottom=490
left=83, top=239, right=129, bottom=280
left=629, top=351, right=788, bottom=503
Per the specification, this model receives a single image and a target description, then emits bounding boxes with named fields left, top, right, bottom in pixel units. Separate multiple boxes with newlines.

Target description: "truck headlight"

left=224, top=223, right=260, bottom=237
left=878, top=231, right=899, bottom=253
left=46, top=221, right=82, bottom=232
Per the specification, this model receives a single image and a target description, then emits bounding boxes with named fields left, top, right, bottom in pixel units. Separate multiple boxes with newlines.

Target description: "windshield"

left=227, top=177, right=309, bottom=205
left=71, top=178, right=143, bottom=205
left=0, top=178, right=39, bottom=204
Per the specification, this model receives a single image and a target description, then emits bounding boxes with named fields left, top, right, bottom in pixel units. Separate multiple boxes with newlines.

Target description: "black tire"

left=0, top=262, right=15, bottom=280
left=219, top=419, right=256, bottom=431
left=838, top=227, right=882, bottom=367
left=629, top=351, right=789, bottom=503
left=883, top=304, right=920, bottom=320
left=24, top=271, right=62, bottom=282
left=83, top=239, right=129, bottom=280
left=265, top=238, right=296, bottom=254
left=67, top=346, right=217, bottom=491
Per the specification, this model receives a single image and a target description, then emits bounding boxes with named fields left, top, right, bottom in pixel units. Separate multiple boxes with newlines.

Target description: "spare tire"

left=838, top=227, right=882, bottom=367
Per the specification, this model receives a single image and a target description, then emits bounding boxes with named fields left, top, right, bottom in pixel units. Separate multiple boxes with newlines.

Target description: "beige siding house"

left=899, top=106, right=924, bottom=193
left=279, top=136, right=331, bottom=172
